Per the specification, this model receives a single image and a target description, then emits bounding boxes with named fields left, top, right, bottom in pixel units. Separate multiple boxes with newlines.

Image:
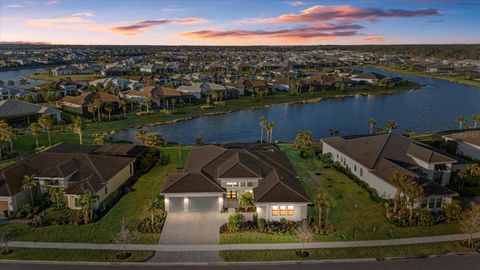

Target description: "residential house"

left=0, top=143, right=148, bottom=213
left=89, top=77, right=143, bottom=91
left=350, top=72, right=386, bottom=84
left=443, top=130, right=480, bottom=160
left=61, top=91, right=120, bottom=115
left=37, top=80, right=84, bottom=97
left=0, top=86, right=37, bottom=101
left=120, top=86, right=193, bottom=108
left=322, top=134, right=468, bottom=211
left=0, top=99, right=62, bottom=127
left=161, top=144, right=310, bottom=221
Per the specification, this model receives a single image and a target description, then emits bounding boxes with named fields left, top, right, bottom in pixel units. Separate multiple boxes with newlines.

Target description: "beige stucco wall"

left=256, top=202, right=308, bottom=221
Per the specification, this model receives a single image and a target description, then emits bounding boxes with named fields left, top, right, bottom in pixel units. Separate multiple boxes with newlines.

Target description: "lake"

left=0, top=68, right=47, bottom=88
left=114, top=67, right=480, bottom=144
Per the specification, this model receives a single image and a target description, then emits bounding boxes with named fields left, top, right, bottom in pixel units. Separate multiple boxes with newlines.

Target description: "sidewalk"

left=7, top=232, right=479, bottom=252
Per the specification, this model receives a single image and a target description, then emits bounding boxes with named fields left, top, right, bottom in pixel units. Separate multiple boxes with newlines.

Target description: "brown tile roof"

left=162, top=173, right=224, bottom=193
left=163, top=144, right=309, bottom=203
left=62, top=91, right=119, bottom=107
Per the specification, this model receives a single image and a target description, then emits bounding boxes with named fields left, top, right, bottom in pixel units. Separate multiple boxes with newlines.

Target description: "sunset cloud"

left=71, top=12, right=94, bottom=17
left=3, top=4, right=24, bottom=8
left=182, top=23, right=363, bottom=41
left=246, top=5, right=439, bottom=24
left=287, top=1, right=306, bottom=6
left=363, top=35, right=385, bottom=42
left=110, top=18, right=207, bottom=35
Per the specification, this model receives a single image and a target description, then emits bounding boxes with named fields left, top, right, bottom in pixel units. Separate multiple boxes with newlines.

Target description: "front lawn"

left=25, top=72, right=104, bottom=82
left=220, top=241, right=474, bottom=261
left=1, top=146, right=191, bottom=244
left=220, top=145, right=460, bottom=244
left=0, top=248, right=154, bottom=262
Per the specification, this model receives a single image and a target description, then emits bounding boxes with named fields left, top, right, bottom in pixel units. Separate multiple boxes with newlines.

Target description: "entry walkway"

left=7, top=233, right=480, bottom=252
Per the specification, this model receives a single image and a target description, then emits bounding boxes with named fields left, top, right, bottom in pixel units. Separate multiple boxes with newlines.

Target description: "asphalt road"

left=0, top=254, right=479, bottom=270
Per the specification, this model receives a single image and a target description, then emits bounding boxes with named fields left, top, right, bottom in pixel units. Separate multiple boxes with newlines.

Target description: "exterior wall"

left=256, top=202, right=308, bottom=221
left=0, top=196, right=13, bottom=212
left=456, top=141, right=480, bottom=160
left=322, top=142, right=398, bottom=199
left=11, top=189, right=30, bottom=212
left=163, top=192, right=224, bottom=212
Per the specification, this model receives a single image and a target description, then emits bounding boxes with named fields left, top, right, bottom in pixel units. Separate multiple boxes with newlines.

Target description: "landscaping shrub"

left=221, top=218, right=298, bottom=235
left=33, top=207, right=82, bottom=226
left=257, top=218, right=266, bottom=232
left=415, top=208, right=434, bottom=227
left=135, top=111, right=154, bottom=117
left=137, top=148, right=161, bottom=174
left=138, top=211, right=167, bottom=233
left=227, top=213, right=245, bottom=233
left=444, top=200, right=462, bottom=223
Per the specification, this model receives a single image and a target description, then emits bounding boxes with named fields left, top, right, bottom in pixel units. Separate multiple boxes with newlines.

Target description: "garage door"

left=169, top=197, right=184, bottom=212
left=0, top=200, right=9, bottom=213
left=189, top=196, right=219, bottom=212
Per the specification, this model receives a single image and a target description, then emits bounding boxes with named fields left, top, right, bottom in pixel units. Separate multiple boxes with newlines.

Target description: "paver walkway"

left=7, top=233, right=480, bottom=252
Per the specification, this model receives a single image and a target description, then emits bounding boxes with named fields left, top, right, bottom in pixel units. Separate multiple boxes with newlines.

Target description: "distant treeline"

left=1, top=43, right=480, bottom=60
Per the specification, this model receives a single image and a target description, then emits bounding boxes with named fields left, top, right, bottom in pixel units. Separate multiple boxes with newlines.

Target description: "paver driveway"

left=158, top=212, right=228, bottom=245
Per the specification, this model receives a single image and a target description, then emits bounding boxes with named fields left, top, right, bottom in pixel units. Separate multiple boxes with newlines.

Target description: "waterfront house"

left=0, top=99, right=62, bottom=127
left=0, top=86, right=37, bottom=101
left=161, top=144, right=310, bottom=221
left=61, top=91, right=120, bottom=116
left=0, top=143, right=147, bottom=213
left=442, top=130, right=480, bottom=160
left=322, top=134, right=467, bottom=211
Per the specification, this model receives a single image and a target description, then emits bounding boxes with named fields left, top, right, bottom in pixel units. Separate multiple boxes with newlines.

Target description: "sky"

left=0, top=0, right=479, bottom=45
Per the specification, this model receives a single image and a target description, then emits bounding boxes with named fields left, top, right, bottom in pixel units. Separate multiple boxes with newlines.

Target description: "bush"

left=33, top=207, right=82, bottom=226
left=137, top=148, right=161, bottom=174
left=135, top=111, right=154, bottom=117
left=257, top=218, right=266, bottom=232
left=415, top=208, right=434, bottom=227
left=444, top=200, right=462, bottom=223
left=138, top=211, right=167, bottom=233
left=227, top=213, right=245, bottom=233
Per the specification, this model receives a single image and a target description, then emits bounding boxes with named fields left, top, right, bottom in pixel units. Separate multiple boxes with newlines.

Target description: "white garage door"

left=189, top=197, right=218, bottom=212
left=169, top=197, right=184, bottom=212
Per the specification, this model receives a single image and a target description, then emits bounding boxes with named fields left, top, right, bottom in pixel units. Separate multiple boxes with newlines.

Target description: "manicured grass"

left=219, top=241, right=474, bottom=261
left=375, top=66, right=480, bottom=88
left=0, top=248, right=154, bottom=262
left=25, top=72, right=104, bottom=82
left=0, top=146, right=191, bottom=244
left=221, top=145, right=460, bottom=244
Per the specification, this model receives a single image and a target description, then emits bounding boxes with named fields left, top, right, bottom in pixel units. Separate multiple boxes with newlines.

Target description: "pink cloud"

left=248, top=5, right=439, bottom=24
left=110, top=18, right=208, bottom=35
left=182, top=24, right=363, bottom=41
left=363, top=35, right=386, bottom=42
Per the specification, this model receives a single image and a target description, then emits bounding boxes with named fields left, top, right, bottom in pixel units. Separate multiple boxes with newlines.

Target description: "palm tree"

left=368, top=118, right=376, bottom=135
left=390, top=172, right=410, bottom=214
left=29, top=122, right=41, bottom=148
left=259, top=116, right=267, bottom=143
left=119, top=100, right=127, bottom=118
left=87, top=104, right=96, bottom=121
left=104, top=103, right=113, bottom=121
left=72, top=117, right=85, bottom=145
left=79, top=189, right=99, bottom=224
left=314, top=188, right=331, bottom=232
left=268, top=121, right=276, bottom=143
left=22, top=175, right=36, bottom=206
left=147, top=196, right=163, bottom=227
left=237, top=192, right=254, bottom=211
left=135, top=129, right=146, bottom=145
left=457, top=115, right=466, bottom=129
left=403, top=179, right=424, bottom=226
left=47, top=187, right=62, bottom=208
left=38, top=115, right=53, bottom=145
left=0, top=121, right=16, bottom=152
left=324, top=193, right=336, bottom=229
left=472, top=114, right=480, bottom=128
left=385, top=120, right=398, bottom=133
left=93, top=99, right=102, bottom=122
left=145, top=97, right=152, bottom=112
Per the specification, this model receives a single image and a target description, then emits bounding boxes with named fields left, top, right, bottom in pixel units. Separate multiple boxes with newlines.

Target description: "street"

left=0, top=254, right=479, bottom=270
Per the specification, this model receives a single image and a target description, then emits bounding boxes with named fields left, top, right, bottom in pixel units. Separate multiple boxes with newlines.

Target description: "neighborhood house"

left=161, top=144, right=310, bottom=221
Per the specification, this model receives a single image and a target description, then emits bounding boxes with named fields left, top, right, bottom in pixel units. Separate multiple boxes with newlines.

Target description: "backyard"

left=0, top=146, right=191, bottom=244
left=220, top=145, right=460, bottom=244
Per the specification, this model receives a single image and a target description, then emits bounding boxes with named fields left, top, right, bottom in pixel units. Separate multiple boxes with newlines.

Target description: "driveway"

left=158, top=212, right=228, bottom=245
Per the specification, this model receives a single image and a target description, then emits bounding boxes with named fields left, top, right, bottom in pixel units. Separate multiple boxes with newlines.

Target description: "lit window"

left=279, top=205, right=286, bottom=216
left=287, top=206, right=294, bottom=216
left=227, top=190, right=237, bottom=199
left=271, top=205, right=279, bottom=216
left=227, top=182, right=238, bottom=187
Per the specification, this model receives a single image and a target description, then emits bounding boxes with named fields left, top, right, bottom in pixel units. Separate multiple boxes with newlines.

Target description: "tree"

left=457, top=115, right=466, bottom=130
left=459, top=202, right=480, bottom=247
left=7, top=80, right=14, bottom=86
left=22, top=174, right=36, bottom=206
left=93, top=99, right=102, bottom=122
left=47, top=186, right=62, bottom=208
left=104, top=103, right=113, bottom=121
left=144, top=132, right=164, bottom=148
left=294, top=130, right=314, bottom=150
left=195, top=133, right=204, bottom=145
left=0, top=120, right=16, bottom=152
left=147, top=195, right=163, bottom=228
left=29, top=122, right=41, bottom=148
left=79, top=189, right=99, bottom=224
left=314, top=188, right=334, bottom=232
left=115, top=219, right=132, bottom=260
left=390, top=172, right=411, bottom=214
left=237, top=192, right=254, bottom=211
left=266, top=121, right=276, bottom=143
left=145, top=97, right=152, bottom=113
left=0, top=226, right=17, bottom=255
left=135, top=129, right=146, bottom=145
left=259, top=116, right=267, bottom=143
left=368, top=118, right=377, bottom=135
left=119, top=100, right=127, bottom=118
left=295, top=220, right=313, bottom=256
left=444, top=200, right=462, bottom=223
left=385, top=120, right=398, bottom=133
left=38, top=115, right=53, bottom=145
left=72, top=117, right=85, bottom=145
left=472, top=114, right=480, bottom=129
left=93, top=131, right=111, bottom=145
left=403, top=179, right=424, bottom=225
left=88, top=104, right=96, bottom=121
left=324, top=192, right=336, bottom=229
